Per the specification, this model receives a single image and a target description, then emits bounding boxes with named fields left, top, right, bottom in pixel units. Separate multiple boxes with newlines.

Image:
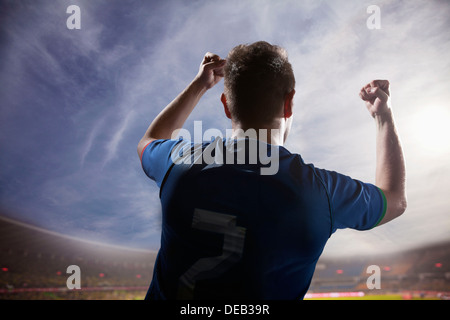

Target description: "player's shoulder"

left=279, top=146, right=317, bottom=172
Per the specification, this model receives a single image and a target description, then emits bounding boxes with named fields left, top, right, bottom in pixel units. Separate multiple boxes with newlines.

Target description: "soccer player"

left=137, top=41, right=407, bottom=299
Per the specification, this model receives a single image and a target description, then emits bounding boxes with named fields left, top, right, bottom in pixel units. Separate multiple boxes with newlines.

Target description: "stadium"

left=1, top=0, right=450, bottom=304
left=1, top=215, right=448, bottom=300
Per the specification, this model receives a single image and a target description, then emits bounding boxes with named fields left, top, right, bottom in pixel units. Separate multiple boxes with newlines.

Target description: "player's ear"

left=284, top=89, right=295, bottom=119
left=221, top=93, right=232, bottom=119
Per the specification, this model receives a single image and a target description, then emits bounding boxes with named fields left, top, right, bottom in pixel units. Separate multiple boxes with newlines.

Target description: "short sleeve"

left=315, top=168, right=387, bottom=232
left=140, top=139, right=182, bottom=187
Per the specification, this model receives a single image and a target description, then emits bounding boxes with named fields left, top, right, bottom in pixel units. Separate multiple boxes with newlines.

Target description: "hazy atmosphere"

left=1, top=0, right=449, bottom=258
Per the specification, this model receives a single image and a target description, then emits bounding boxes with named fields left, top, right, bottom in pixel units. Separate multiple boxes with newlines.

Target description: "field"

left=304, top=292, right=443, bottom=300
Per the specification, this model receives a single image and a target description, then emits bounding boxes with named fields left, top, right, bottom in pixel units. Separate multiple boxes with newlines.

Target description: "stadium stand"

left=309, top=242, right=450, bottom=298
left=0, top=215, right=156, bottom=299
left=0, top=215, right=449, bottom=299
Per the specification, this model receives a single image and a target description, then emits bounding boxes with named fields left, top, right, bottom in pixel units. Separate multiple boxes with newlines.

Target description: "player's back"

left=153, top=138, right=332, bottom=299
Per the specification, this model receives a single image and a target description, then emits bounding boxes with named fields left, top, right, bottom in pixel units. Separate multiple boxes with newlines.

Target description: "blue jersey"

left=140, top=138, right=386, bottom=300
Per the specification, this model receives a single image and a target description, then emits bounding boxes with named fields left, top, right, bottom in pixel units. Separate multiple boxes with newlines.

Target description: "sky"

left=0, top=0, right=449, bottom=258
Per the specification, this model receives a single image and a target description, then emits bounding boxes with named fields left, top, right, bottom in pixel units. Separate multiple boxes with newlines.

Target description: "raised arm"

left=359, top=80, right=407, bottom=226
left=137, top=53, right=226, bottom=157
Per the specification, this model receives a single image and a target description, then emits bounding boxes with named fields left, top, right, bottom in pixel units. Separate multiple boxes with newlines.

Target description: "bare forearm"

left=375, top=109, right=407, bottom=220
left=137, top=53, right=226, bottom=157
left=142, top=79, right=206, bottom=142
left=375, top=110, right=405, bottom=190
left=359, top=80, right=407, bottom=224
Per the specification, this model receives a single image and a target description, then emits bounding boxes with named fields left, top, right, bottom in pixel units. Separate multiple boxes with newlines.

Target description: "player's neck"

left=230, top=119, right=286, bottom=146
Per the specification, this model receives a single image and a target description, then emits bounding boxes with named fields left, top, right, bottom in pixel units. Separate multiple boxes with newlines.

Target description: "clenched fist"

left=194, top=52, right=226, bottom=90
left=359, top=80, right=391, bottom=118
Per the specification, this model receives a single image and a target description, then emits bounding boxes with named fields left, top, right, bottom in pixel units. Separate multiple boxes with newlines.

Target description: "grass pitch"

left=304, top=293, right=440, bottom=300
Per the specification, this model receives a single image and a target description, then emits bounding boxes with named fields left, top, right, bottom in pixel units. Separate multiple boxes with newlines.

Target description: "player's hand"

left=359, top=80, right=391, bottom=118
left=194, top=52, right=226, bottom=90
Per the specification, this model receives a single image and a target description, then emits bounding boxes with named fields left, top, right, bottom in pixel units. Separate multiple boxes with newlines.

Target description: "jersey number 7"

left=177, top=208, right=247, bottom=299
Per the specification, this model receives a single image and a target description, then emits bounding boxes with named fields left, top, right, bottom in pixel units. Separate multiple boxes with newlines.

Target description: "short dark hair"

left=224, top=41, right=295, bottom=126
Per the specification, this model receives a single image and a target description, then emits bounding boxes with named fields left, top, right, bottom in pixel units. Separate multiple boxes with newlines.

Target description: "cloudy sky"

left=1, top=0, right=449, bottom=258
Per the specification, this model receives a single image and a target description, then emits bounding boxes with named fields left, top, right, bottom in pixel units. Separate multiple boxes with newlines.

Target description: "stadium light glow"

left=409, top=105, right=450, bottom=156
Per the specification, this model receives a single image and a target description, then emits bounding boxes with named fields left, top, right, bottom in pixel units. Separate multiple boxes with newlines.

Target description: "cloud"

left=79, top=117, right=106, bottom=167
left=101, top=109, right=136, bottom=167
left=1, top=0, right=449, bottom=256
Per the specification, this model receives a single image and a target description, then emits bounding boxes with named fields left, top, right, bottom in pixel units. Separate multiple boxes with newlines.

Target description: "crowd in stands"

left=310, top=242, right=450, bottom=295
left=1, top=216, right=448, bottom=299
